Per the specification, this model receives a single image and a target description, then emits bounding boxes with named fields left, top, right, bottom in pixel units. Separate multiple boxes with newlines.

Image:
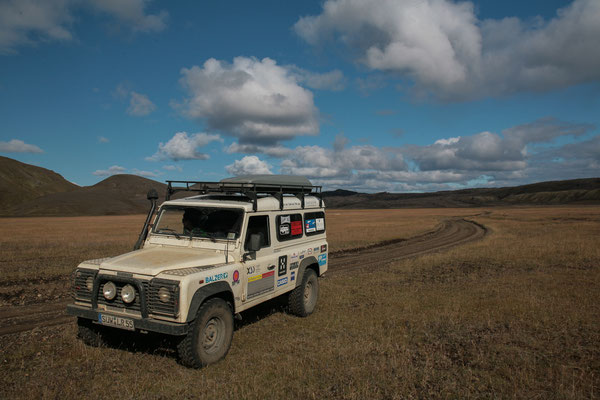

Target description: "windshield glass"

left=153, top=206, right=243, bottom=240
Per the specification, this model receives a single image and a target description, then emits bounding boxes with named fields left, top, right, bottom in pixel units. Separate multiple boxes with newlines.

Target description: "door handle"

left=268, top=265, right=275, bottom=271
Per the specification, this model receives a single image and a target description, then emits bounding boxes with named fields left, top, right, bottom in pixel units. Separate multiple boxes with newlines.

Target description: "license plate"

left=97, top=313, right=134, bottom=331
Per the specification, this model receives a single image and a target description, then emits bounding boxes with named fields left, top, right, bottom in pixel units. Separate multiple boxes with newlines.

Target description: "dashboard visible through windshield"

left=153, top=206, right=243, bottom=240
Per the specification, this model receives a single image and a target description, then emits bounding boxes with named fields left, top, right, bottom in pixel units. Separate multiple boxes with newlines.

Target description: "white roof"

left=162, top=194, right=324, bottom=212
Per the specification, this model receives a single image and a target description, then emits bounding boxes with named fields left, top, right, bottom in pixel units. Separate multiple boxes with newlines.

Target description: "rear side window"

left=277, top=214, right=303, bottom=241
left=304, top=211, right=325, bottom=236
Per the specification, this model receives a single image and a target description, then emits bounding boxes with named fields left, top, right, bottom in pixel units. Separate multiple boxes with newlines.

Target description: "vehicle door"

left=241, top=214, right=277, bottom=302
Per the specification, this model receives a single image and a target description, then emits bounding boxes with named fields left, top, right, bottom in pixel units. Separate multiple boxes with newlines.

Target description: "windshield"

left=152, top=206, right=243, bottom=240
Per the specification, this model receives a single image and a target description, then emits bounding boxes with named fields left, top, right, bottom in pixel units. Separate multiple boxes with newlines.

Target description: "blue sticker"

left=98, top=314, right=102, bottom=323
left=318, top=254, right=327, bottom=266
left=206, top=272, right=228, bottom=283
left=291, top=271, right=295, bottom=281
left=277, top=277, right=288, bottom=287
left=305, top=219, right=316, bottom=233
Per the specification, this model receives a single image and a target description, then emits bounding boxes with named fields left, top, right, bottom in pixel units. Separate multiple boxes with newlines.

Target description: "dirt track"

left=0, top=218, right=486, bottom=336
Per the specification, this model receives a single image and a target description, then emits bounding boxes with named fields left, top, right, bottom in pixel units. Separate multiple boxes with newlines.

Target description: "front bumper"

left=66, top=304, right=188, bottom=336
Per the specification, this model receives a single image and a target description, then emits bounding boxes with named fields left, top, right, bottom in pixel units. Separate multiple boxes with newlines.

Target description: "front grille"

left=73, top=269, right=97, bottom=302
left=96, top=279, right=145, bottom=313
left=147, top=279, right=179, bottom=318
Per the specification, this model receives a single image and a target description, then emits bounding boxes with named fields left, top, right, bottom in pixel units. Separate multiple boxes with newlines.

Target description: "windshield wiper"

left=156, top=228, right=182, bottom=239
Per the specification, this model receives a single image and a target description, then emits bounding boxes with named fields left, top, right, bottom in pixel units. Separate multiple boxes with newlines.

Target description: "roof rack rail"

left=165, top=179, right=323, bottom=211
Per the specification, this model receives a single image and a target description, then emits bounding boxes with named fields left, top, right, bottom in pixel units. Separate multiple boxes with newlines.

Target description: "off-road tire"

left=177, top=298, right=234, bottom=368
left=77, top=317, right=105, bottom=347
left=288, top=268, right=319, bottom=317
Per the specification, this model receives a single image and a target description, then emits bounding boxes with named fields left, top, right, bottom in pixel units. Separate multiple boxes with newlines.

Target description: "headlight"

left=86, top=276, right=94, bottom=292
left=103, top=281, right=117, bottom=300
left=121, top=284, right=136, bottom=304
left=158, top=287, right=171, bottom=303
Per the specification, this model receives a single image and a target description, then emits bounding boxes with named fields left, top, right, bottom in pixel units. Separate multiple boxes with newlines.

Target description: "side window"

left=277, top=213, right=303, bottom=241
left=304, top=211, right=325, bottom=236
left=244, top=215, right=270, bottom=250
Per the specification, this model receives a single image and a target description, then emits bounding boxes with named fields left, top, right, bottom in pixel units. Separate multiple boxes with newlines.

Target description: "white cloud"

left=93, top=165, right=160, bottom=178
left=162, top=165, right=182, bottom=172
left=89, top=0, right=167, bottom=33
left=0, top=139, right=44, bottom=153
left=0, top=0, right=167, bottom=54
left=228, top=119, right=598, bottom=191
left=287, top=66, right=346, bottom=91
left=146, top=132, right=223, bottom=161
left=93, top=165, right=126, bottom=176
left=295, top=0, right=600, bottom=100
left=226, top=156, right=273, bottom=176
left=127, top=91, right=156, bottom=116
left=131, top=168, right=158, bottom=178
left=176, top=56, right=319, bottom=144
left=98, top=136, right=109, bottom=143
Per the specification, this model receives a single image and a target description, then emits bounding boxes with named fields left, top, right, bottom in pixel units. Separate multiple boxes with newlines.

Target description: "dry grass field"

left=1, top=206, right=599, bottom=399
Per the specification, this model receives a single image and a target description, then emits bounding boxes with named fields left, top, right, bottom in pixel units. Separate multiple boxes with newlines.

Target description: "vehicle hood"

left=99, top=247, right=226, bottom=276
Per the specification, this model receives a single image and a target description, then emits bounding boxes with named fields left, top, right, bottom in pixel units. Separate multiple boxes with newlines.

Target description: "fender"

left=186, top=281, right=233, bottom=322
left=295, top=256, right=318, bottom=288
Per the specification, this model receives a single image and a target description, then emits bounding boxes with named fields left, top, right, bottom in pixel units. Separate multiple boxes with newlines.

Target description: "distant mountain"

left=322, top=178, right=600, bottom=208
left=5, top=174, right=167, bottom=216
left=0, top=156, right=78, bottom=209
left=1, top=156, right=599, bottom=215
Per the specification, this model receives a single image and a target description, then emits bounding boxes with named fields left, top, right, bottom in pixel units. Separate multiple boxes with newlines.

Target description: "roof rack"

left=165, top=178, right=323, bottom=211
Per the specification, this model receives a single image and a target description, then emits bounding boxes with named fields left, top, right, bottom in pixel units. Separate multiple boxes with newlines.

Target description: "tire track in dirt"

left=0, top=218, right=487, bottom=336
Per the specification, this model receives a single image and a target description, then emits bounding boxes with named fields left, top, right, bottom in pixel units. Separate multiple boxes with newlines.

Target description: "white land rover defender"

left=67, top=175, right=328, bottom=368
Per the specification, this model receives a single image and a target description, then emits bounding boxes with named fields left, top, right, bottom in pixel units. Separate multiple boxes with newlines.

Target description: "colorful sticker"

left=232, top=270, right=240, bottom=286
left=307, top=247, right=313, bottom=255
left=313, top=247, right=319, bottom=252
left=291, top=221, right=302, bottom=235
left=290, top=252, right=298, bottom=262
left=247, top=265, right=257, bottom=275
left=290, top=261, right=299, bottom=270
left=318, top=254, right=327, bottom=266
left=316, top=218, right=325, bottom=231
left=248, top=270, right=274, bottom=283
left=278, top=255, right=288, bottom=277
left=321, top=244, right=327, bottom=253
left=206, top=272, right=228, bottom=283
left=305, top=219, right=316, bottom=233
left=291, top=271, right=296, bottom=281
left=279, top=224, right=290, bottom=235
left=277, top=277, right=288, bottom=287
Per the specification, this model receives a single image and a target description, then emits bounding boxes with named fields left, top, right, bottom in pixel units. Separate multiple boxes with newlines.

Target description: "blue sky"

left=1, top=0, right=598, bottom=192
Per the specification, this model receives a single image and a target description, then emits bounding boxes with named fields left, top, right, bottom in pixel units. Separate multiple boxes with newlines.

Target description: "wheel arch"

left=186, top=281, right=234, bottom=323
left=295, top=256, right=320, bottom=288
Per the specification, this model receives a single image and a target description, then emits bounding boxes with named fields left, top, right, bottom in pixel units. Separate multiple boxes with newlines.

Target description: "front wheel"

left=177, top=298, right=234, bottom=368
left=288, top=268, right=319, bottom=317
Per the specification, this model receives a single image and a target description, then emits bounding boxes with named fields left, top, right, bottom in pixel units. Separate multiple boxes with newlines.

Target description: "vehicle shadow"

left=96, top=294, right=290, bottom=363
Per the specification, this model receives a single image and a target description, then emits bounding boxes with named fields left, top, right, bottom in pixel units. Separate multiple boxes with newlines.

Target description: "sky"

left=1, top=0, right=599, bottom=192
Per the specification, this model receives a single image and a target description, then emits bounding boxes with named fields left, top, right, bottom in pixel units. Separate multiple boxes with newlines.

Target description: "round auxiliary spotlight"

left=103, top=281, right=117, bottom=301
left=121, top=284, right=136, bottom=304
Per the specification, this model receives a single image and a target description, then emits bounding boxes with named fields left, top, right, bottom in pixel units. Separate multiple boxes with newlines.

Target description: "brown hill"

left=0, top=156, right=78, bottom=209
left=5, top=174, right=167, bottom=216
left=322, top=178, right=600, bottom=208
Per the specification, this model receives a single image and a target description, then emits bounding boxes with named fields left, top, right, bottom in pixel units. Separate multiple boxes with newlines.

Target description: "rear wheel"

left=288, top=268, right=319, bottom=317
left=177, top=298, right=234, bottom=368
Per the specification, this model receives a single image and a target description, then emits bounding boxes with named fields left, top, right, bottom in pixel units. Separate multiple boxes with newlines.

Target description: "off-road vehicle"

left=67, top=175, right=328, bottom=368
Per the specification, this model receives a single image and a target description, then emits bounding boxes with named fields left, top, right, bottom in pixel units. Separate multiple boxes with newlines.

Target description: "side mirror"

left=247, top=233, right=262, bottom=252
